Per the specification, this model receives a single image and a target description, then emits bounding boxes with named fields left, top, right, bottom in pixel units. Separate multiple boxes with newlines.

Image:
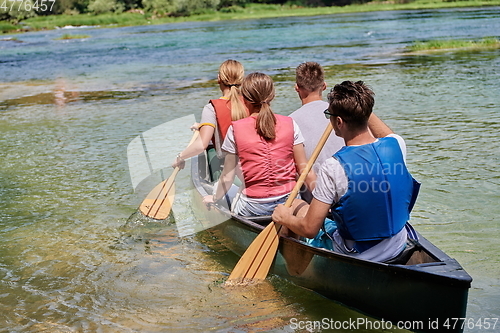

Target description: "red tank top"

left=232, top=114, right=296, bottom=198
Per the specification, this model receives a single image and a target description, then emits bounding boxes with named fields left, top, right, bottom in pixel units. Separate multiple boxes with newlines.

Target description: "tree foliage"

left=142, top=0, right=225, bottom=16
left=88, top=0, right=125, bottom=14
left=1, top=0, right=371, bottom=23
left=1, top=0, right=37, bottom=22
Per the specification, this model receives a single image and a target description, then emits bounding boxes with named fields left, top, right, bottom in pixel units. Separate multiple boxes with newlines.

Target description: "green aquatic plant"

left=55, top=33, right=91, bottom=40
left=408, top=37, right=500, bottom=52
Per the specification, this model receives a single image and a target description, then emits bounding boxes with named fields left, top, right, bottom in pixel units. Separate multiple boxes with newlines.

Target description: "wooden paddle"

left=139, top=130, right=199, bottom=220
left=227, top=122, right=333, bottom=283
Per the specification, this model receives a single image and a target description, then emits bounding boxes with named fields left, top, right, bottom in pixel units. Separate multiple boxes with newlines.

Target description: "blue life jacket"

left=331, top=137, right=415, bottom=242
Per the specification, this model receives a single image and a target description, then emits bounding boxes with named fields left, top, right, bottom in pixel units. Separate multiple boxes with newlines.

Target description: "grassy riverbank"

left=2, top=0, right=500, bottom=34
left=407, top=37, right=500, bottom=53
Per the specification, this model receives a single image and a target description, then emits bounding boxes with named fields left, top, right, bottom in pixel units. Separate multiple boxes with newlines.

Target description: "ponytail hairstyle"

left=218, top=59, right=247, bottom=121
left=241, top=72, right=276, bottom=141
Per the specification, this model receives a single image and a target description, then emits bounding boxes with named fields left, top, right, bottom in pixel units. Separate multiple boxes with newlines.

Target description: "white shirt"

left=289, top=100, right=345, bottom=174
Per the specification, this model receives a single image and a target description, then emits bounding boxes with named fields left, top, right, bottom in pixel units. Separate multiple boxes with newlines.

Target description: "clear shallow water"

left=1, top=7, right=499, bottom=332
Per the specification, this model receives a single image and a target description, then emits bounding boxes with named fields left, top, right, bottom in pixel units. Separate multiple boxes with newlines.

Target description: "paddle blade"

left=227, top=222, right=280, bottom=283
left=137, top=130, right=199, bottom=220
left=139, top=171, right=177, bottom=220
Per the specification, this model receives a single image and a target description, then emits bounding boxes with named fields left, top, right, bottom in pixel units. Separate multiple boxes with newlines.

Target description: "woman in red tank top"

left=203, top=72, right=315, bottom=216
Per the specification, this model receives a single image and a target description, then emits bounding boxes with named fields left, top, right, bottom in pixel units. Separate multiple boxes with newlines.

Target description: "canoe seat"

left=246, top=215, right=273, bottom=225
left=384, top=238, right=420, bottom=265
left=205, top=148, right=243, bottom=186
left=206, top=147, right=222, bottom=182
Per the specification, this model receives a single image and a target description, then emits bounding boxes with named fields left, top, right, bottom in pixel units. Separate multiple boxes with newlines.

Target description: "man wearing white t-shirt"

left=290, top=62, right=345, bottom=174
left=272, top=81, right=418, bottom=262
left=289, top=62, right=345, bottom=202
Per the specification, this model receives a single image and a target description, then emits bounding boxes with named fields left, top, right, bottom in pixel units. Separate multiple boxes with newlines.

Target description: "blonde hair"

left=218, top=60, right=247, bottom=121
left=241, top=72, right=276, bottom=141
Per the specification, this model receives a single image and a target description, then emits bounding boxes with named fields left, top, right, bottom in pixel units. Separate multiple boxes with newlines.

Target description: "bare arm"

left=293, top=143, right=317, bottom=191
left=173, top=125, right=214, bottom=168
left=272, top=198, right=330, bottom=238
left=203, top=152, right=237, bottom=206
left=368, top=113, right=393, bottom=138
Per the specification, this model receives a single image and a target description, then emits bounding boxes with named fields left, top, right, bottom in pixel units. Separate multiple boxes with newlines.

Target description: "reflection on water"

left=0, top=85, right=169, bottom=111
left=1, top=7, right=499, bottom=332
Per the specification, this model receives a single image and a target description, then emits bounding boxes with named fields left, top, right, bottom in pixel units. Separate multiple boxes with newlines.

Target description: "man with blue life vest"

left=272, top=80, right=418, bottom=262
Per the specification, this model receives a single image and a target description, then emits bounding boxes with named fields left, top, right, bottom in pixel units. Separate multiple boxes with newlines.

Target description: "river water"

left=1, top=6, right=499, bottom=332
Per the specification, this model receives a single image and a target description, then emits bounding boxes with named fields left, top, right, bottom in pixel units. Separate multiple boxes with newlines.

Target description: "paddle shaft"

left=284, top=121, right=334, bottom=207
left=276, top=120, right=334, bottom=231
left=227, top=122, right=333, bottom=282
left=145, top=166, right=179, bottom=217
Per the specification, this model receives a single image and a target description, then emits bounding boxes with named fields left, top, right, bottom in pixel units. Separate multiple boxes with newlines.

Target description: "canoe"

left=190, top=151, right=472, bottom=332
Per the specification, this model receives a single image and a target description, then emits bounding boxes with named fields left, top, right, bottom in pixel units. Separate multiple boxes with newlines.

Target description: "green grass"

left=3, top=0, right=500, bottom=34
left=408, top=37, right=500, bottom=52
left=18, top=12, right=149, bottom=31
left=0, top=21, right=20, bottom=33
left=55, top=33, right=91, bottom=40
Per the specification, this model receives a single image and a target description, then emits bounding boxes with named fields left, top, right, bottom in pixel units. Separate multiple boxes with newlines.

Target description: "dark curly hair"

left=327, top=81, right=375, bottom=130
